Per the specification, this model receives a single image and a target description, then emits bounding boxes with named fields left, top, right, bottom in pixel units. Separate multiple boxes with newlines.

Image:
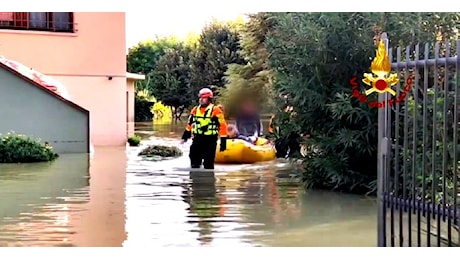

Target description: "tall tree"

left=151, top=44, right=193, bottom=121
left=219, top=13, right=277, bottom=117
left=189, top=19, right=245, bottom=96
left=126, top=37, right=180, bottom=93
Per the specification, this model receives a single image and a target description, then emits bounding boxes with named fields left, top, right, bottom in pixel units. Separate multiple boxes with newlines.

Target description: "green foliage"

left=189, top=19, right=246, bottom=96
left=265, top=12, right=459, bottom=194
left=127, top=135, right=142, bottom=146
left=377, top=12, right=460, bottom=46
left=127, top=39, right=182, bottom=98
left=138, top=145, right=183, bottom=159
left=127, top=19, right=248, bottom=122
left=392, top=64, right=459, bottom=203
left=0, top=133, right=59, bottom=163
left=127, top=37, right=181, bottom=120
left=265, top=12, right=380, bottom=193
left=266, top=105, right=303, bottom=158
left=219, top=13, right=277, bottom=117
left=150, top=43, right=194, bottom=120
left=127, top=36, right=180, bottom=76
left=135, top=89, right=155, bottom=122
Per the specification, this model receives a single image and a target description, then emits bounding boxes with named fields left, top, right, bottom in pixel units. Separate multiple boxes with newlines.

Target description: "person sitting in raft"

left=227, top=124, right=257, bottom=144
left=235, top=100, right=263, bottom=138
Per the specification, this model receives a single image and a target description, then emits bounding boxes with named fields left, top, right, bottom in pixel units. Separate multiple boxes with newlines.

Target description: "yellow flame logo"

left=362, top=40, right=398, bottom=96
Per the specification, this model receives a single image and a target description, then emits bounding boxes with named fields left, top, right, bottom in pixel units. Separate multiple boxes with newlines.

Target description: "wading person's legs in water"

left=189, top=139, right=203, bottom=168
left=202, top=136, right=218, bottom=169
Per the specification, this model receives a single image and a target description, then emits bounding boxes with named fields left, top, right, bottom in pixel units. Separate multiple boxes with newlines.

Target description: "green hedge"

left=135, top=96, right=155, bottom=122
left=0, top=133, right=59, bottom=163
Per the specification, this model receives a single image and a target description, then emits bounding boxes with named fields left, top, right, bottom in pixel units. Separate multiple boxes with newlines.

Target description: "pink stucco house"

left=0, top=12, right=144, bottom=147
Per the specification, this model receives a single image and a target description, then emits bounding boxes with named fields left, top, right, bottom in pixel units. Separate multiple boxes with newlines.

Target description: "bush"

left=0, top=133, right=59, bottom=163
left=265, top=12, right=460, bottom=195
left=138, top=145, right=182, bottom=159
left=135, top=96, right=155, bottom=122
left=127, top=135, right=142, bottom=146
left=265, top=13, right=379, bottom=194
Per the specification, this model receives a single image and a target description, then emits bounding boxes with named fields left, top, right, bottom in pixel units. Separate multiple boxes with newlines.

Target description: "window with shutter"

left=0, top=12, right=74, bottom=33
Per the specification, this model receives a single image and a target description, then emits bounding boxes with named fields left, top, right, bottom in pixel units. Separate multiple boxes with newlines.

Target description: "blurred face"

left=242, top=101, right=255, bottom=113
left=199, top=97, right=210, bottom=106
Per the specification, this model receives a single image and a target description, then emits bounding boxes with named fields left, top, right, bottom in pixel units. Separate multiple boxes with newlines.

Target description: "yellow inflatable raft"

left=215, top=137, right=276, bottom=164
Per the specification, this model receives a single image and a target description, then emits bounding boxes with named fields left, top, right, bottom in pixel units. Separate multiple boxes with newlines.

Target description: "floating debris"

left=138, top=145, right=183, bottom=160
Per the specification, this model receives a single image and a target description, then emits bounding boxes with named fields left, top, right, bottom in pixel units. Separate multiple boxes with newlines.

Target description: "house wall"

left=0, top=12, right=127, bottom=146
left=0, top=66, right=89, bottom=153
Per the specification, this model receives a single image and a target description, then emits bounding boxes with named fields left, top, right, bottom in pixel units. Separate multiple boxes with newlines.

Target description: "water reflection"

left=0, top=154, right=90, bottom=246
left=185, top=171, right=219, bottom=246
left=0, top=147, right=127, bottom=247
left=182, top=170, right=271, bottom=247
left=72, top=147, right=127, bottom=247
left=126, top=122, right=378, bottom=246
left=0, top=120, right=378, bottom=247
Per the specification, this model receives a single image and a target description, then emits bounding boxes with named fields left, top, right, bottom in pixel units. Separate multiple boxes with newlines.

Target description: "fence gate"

left=377, top=38, right=460, bottom=247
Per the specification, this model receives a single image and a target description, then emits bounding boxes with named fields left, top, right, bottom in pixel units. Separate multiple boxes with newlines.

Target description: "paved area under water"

left=0, top=122, right=378, bottom=247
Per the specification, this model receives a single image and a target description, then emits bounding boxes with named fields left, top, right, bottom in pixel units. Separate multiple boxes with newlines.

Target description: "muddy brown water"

left=0, top=121, right=378, bottom=247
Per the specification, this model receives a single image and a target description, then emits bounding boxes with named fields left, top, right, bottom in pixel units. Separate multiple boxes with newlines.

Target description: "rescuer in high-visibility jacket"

left=180, top=88, right=228, bottom=169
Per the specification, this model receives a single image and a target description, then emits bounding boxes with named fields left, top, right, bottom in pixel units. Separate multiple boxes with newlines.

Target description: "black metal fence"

left=377, top=39, right=459, bottom=247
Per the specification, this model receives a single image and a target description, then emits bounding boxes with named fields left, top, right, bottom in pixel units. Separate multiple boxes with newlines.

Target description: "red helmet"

left=198, top=88, right=213, bottom=98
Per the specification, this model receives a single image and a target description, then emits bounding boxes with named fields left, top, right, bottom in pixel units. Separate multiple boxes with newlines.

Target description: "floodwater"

left=0, top=121, right=378, bottom=247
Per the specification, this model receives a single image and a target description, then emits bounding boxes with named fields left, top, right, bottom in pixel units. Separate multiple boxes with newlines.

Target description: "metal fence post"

left=377, top=32, right=390, bottom=247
